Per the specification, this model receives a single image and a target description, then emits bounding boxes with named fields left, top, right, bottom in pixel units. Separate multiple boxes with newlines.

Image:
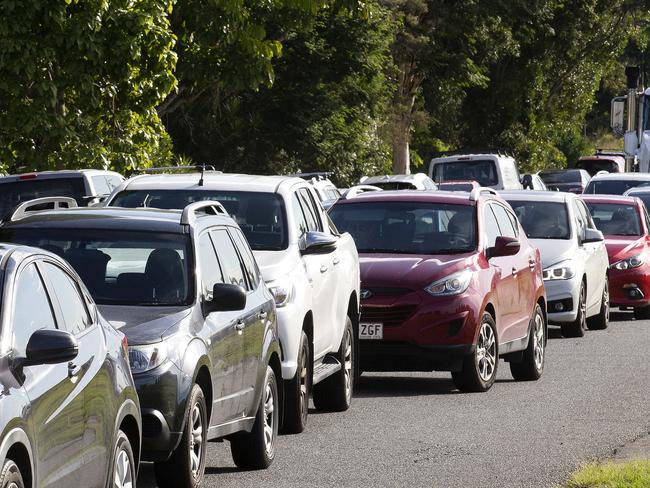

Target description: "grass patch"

left=565, top=460, right=650, bottom=488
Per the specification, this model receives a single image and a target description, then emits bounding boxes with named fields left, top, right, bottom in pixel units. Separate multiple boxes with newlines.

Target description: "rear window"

left=506, top=200, right=570, bottom=239
left=585, top=203, right=642, bottom=236
left=576, top=159, right=619, bottom=176
left=585, top=179, right=650, bottom=195
left=330, top=201, right=476, bottom=254
left=539, top=171, right=581, bottom=184
left=432, top=160, right=498, bottom=187
left=0, top=177, right=86, bottom=219
left=370, top=182, right=418, bottom=190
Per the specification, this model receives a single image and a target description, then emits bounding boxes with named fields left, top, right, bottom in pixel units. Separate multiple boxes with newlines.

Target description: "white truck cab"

left=429, top=152, right=523, bottom=190
left=106, top=172, right=361, bottom=433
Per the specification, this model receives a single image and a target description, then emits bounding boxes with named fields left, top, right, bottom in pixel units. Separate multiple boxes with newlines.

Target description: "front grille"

left=361, top=305, right=418, bottom=327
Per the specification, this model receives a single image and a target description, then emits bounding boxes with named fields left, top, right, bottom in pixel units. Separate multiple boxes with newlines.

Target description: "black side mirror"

left=204, top=283, right=247, bottom=315
left=487, top=236, right=521, bottom=259
left=300, top=231, right=338, bottom=255
left=20, top=329, right=78, bottom=367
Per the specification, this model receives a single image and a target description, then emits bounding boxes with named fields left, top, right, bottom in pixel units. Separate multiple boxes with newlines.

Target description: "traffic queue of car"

left=1, top=156, right=650, bottom=488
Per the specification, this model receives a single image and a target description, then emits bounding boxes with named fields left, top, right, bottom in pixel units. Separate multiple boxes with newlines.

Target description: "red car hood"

left=359, top=253, right=475, bottom=289
left=604, top=236, right=647, bottom=264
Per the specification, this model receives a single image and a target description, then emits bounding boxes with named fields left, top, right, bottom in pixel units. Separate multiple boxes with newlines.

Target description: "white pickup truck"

left=107, top=172, right=361, bottom=433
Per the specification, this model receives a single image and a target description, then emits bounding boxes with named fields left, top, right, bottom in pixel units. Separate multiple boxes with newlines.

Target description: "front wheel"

left=587, top=280, right=609, bottom=330
left=0, top=460, right=25, bottom=488
left=154, top=384, right=208, bottom=488
left=313, top=316, right=354, bottom=411
left=452, top=312, right=498, bottom=392
left=282, top=331, right=311, bottom=434
left=110, top=430, right=136, bottom=488
left=231, top=365, right=279, bottom=469
left=561, top=284, right=586, bottom=338
left=510, top=304, right=545, bottom=381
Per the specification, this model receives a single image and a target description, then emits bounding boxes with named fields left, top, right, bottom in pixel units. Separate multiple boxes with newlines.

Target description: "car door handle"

left=528, top=259, right=536, bottom=269
left=68, top=362, right=81, bottom=378
left=333, top=257, right=340, bottom=266
left=320, top=264, right=329, bottom=273
left=235, top=320, right=245, bottom=332
left=512, top=267, right=518, bottom=276
left=258, top=311, right=268, bottom=320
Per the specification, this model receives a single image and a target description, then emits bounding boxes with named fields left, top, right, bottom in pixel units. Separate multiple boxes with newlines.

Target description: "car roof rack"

left=5, top=197, right=78, bottom=222
left=343, top=185, right=383, bottom=199
left=430, top=148, right=513, bottom=159
left=130, top=164, right=220, bottom=175
left=180, top=200, right=228, bottom=225
left=289, top=172, right=333, bottom=181
left=469, top=187, right=498, bottom=202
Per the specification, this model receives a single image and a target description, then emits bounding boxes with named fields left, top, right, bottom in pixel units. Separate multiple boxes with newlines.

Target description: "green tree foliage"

left=0, top=0, right=177, bottom=173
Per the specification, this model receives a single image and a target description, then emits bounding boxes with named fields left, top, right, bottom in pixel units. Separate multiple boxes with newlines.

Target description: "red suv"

left=329, top=188, right=547, bottom=392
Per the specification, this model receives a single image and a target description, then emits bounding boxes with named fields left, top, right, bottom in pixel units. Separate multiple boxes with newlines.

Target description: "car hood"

left=359, top=253, right=475, bottom=289
left=530, top=239, right=575, bottom=269
left=603, top=236, right=646, bottom=264
left=253, top=247, right=299, bottom=283
left=98, top=305, right=192, bottom=345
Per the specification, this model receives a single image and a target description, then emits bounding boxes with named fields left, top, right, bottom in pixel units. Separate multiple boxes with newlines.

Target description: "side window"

left=92, top=176, right=111, bottom=196
left=298, top=188, right=323, bottom=231
left=198, top=232, right=225, bottom=300
left=577, top=200, right=595, bottom=229
left=12, top=263, right=57, bottom=356
left=644, top=206, right=650, bottom=233
left=210, top=229, right=247, bottom=289
left=491, top=204, right=517, bottom=238
left=483, top=205, right=502, bottom=248
left=42, top=263, right=91, bottom=335
left=230, top=228, right=261, bottom=289
left=573, top=201, right=587, bottom=237
left=291, top=193, right=309, bottom=238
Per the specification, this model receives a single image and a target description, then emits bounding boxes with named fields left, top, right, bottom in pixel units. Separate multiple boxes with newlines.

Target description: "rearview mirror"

left=204, top=283, right=247, bottom=315
left=488, top=236, right=521, bottom=259
left=300, top=231, right=338, bottom=255
left=582, top=228, right=604, bottom=244
left=21, top=329, right=78, bottom=367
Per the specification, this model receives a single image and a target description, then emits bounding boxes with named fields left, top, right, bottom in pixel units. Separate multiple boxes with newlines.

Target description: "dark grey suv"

left=0, top=244, right=141, bottom=488
left=0, top=201, right=282, bottom=488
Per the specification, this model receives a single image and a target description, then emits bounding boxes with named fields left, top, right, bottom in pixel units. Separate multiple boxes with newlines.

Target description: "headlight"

left=129, top=343, right=168, bottom=374
left=542, top=261, right=576, bottom=281
left=611, top=253, right=645, bottom=270
left=425, top=270, right=472, bottom=296
left=268, top=279, right=293, bottom=307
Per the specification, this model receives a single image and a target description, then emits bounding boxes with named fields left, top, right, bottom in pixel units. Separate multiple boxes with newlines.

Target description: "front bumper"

left=543, top=276, right=581, bottom=323
left=608, top=265, right=650, bottom=308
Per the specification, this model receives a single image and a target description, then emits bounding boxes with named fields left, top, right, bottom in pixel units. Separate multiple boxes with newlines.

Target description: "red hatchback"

left=329, top=189, right=547, bottom=392
left=582, top=195, right=650, bottom=319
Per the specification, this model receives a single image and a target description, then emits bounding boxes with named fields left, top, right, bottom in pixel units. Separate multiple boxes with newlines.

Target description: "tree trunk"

left=392, top=121, right=410, bottom=174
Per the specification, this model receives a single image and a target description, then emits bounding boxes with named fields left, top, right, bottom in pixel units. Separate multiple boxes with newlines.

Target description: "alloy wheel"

left=343, top=329, right=353, bottom=402
left=299, top=345, right=308, bottom=420
left=476, top=322, right=496, bottom=382
left=263, top=381, right=276, bottom=457
left=113, top=447, right=133, bottom=488
left=579, top=288, right=587, bottom=330
left=533, top=311, right=545, bottom=370
left=189, top=403, right=203, bottom=476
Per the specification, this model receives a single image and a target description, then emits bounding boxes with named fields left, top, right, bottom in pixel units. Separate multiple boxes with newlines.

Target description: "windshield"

left=586, top=203, right=642, bottom=236
left=369, top=182, right=417, bottom=190
left=0, top=177, right=86, bottom=219
left=329, top=201, right=476, bottom=254
left=111, top=189, right=288, bottom=251
left=585, top=179, right=650, bottom=195
left=0, top=228, right=193, bottom=306
left=432, top=160, right=498, bottom=187
left=539, top=171, right=581, bottom=184
left=506, top=200, right=570, bottom=239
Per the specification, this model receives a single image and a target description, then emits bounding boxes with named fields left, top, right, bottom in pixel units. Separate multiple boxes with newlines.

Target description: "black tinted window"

left=506, top=200, right=570, bottom=239
left=210, top=229, right=247, bottom=289
left=13, top=264, right=56, bottom=356
left=539, top=171, right=582, bottom=184
left=483, top=206, right=501, bottom=248
left=433, top=160, right=498, bottom=187
left=42, top=263, right=90, bottom=335
left=198, top=233, right=224, bottom=299
left=111, top=190, right=288, bottom=251
left=0, top=177, right=86, bottom=219
left=585, top=179, right=650, bottom=195
left=230, top=228, right=261, bottom=289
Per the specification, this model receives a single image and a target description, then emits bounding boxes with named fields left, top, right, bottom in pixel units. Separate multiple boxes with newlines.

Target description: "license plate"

left=359, top=323, right=383, bottom=340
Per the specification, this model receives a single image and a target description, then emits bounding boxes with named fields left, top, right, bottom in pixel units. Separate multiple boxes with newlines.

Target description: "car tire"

left=282, top=331, right=311, bottom=434
left=110, top=430, right=136, bottom=488
left=510, top=304, right=545, bottom=381
left=154, top=384, right=208, bottom=488
left=452, top=312, right=498, bottom=393
left=231, top=365, right=279, bottom=469
left=0, top=459, right=24, bottom=488
left=561, top=284, right=586, bottom=338
left=587, top=280, right=609, bottom=330
left=313, top=316, right=354, bottom=412
left=634, top=305, right=650, bottom=320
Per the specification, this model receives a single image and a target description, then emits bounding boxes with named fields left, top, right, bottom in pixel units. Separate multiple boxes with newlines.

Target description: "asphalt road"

left=139, top=311, right=650, bottom=488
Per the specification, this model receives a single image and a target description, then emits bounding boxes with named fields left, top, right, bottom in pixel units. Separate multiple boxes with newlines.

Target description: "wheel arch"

left=1, top=429, right=34, bottom=488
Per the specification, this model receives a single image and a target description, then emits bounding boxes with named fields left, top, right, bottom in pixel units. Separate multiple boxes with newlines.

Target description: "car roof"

left=122, top=173, right=305, bottom=194
left=429, top=153, right=514, bottom=162
left=363, top=174, right=429, bottom=184
left=589, top=172, right=650, bottom=181
left=499, top=190, right=573, bottom=203
left=539, top=169, right=583, bottom=174
left=0, top=169, right=122, bottom=181
left=0, top=207, right=233, bottom=233
left=580, top=194, right=639, bottom=205
left=333, top=189, right=478, bottom=206
left=625, top=187, right=650, bottom=195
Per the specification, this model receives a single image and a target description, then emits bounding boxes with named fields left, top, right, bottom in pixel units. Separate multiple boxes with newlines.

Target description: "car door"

left=198, top=230, right=244, bottom=424
left=483, top=204, right=519, bottom=342
left=11, top=261, right=86, bottom=488
left=229, top=226, right=273, bottom=417
left=39, top=261, right=109, bottom=488
left=573, top=200, right=603, bottom=311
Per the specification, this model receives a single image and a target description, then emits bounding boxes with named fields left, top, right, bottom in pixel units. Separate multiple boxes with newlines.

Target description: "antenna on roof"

left=198, top=164, right=209, bottom=187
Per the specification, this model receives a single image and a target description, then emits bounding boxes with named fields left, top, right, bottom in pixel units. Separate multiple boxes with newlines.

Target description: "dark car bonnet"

left=98, top=305, right=192, bottom=345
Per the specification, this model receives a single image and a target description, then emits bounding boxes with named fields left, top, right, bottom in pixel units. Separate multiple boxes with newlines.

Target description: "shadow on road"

left=353, top=375, right=458, bottom=398
left=611, top=310, right=633, bottom=322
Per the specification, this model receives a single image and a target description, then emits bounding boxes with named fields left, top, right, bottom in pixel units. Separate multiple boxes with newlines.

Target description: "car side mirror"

left=582, top=228, right=604, bottom=244
left=487, top=236, right=521, bottom=259
left=522, top=174, right=533, bottom=189
left=204, top=283, right=247, bottom=315
left=19, top=329, right=78, bottom=368
left=300, top=231, right=338, bottom=255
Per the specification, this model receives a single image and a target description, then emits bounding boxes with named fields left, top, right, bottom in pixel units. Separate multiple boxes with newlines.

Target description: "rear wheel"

left=587, top=280, right=609, bottom=330
left=561, top=284, right=586, bottom=338
left=231, top=365, right=279, bottom=469
left=110, top=430, right=136, bottom=488
left=510, top=305, right=545, bottom=381
left=452, top=313, right=498, bottom=392
left=154, top=384, right=208, bottom=488
left=282, top=331, right=311, bottom=434
left=0, top=460, right=24, bottom=488
left=313, top=316, right=354, bottom=411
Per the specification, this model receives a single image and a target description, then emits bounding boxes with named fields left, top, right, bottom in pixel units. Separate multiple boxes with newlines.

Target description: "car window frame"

left=482, top=203, right=503, bottom=250
left=208, top=227, right=250, bottom=291
left=489, top=202, right=518, bottom=238
left=298, top=187, right=324, bottom=232
left=197, top=229, right=226, bottom=301
left=227, top=226, right=262, bottom=292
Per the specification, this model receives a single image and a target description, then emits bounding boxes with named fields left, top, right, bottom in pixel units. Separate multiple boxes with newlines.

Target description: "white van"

left=429, top=152, right=523, bottom=190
